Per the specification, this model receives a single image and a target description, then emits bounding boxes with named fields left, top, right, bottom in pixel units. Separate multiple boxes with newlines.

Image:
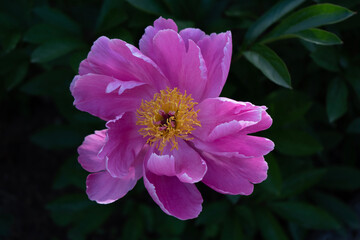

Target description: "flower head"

left=71, top=17, right=274, bottom=220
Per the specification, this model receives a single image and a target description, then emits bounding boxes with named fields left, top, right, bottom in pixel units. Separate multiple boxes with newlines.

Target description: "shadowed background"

left=1, top=0, right=360, bottom=239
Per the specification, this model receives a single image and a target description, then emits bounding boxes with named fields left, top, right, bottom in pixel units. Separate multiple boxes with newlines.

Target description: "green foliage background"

left=1, top=0, right=360, bottom=239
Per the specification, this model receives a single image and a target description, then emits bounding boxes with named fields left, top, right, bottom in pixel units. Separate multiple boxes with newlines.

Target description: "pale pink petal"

left=193, top=97, right=272, bottom=140
left=201, top=152, right=268, bottom=195
left=71, top=73, right=154, bottom=121
left=99, top=112, right=146, bottom=178
left=78, top=130, right=107, bottom=172
left=151, top=30, right=207, bottom=101
left=86, top=171, right=137, bottom=204
left=139, top=17, right=178, bottom=59
left=198, top=31, right=232, bottom=98
left=143, top=167, right=203, bottom=220
left=79, top=36, right=168, bottom=90
left=146, top=140, right=207, bottom=183
left=179, top=28, right=206, bottom=50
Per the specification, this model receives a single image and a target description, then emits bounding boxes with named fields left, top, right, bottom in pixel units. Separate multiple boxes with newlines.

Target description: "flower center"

left=136, top=88, right=201, bottom=152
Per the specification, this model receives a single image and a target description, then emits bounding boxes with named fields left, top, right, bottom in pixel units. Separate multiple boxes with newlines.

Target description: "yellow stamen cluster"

left=136, top=88, right=201, bottom=152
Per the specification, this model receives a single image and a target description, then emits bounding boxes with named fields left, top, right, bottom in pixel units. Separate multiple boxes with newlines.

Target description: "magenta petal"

left=99, top=112, right=146, bottom=178
left=202, top=153, right=268, bottom=195
left=173, top=140, right=207, bottom=183
left=71, top=73, right=154, bottom=121
left=198, top=31, right=232, bottom=98
left=194, top=97, right=272, bottom=140
left=151, top=30, right=207, bottom=101
left=143, top=167, right=203, bottom=220
left=79, top=36, right=168, bottom=90
left=78, top=130, right=107, bottom=172
left=146, top=140, right=207, bottom=183
left=179, top=28, right=206, bottom=50
left=139, top=17, right=178, bottom=59
left=86, top=171, right=137, bottom=204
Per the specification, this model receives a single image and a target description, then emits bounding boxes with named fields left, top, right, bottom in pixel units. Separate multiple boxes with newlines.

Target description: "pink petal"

left=139, top=17, right=178, bottom=59
left=193, top=97, right=272, bottom=140
left=79, top=36, right=168, bottom=90
left=99, top=112, right=146, bottom=178
left=71, top=73, right=154, bottom=121
left=179, top=28, right=206, bottom=50
left=78, top=130, right=107, bottom=172
left=197, top=31, right=232, bottom=98
left=201, top=152, right=268, bottom=195
left=151, top=30, right=207, bottom=101
left=86, top=171, right=137, bottom=204
left=143, top=167, right=203, bottom=220
left=146, top=140, right=207, bottom=183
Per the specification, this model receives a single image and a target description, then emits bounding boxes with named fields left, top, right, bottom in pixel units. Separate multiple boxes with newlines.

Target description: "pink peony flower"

left=71, top=17, right=274, bottom=220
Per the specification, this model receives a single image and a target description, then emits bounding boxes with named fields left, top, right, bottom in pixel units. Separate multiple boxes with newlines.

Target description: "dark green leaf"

left=289, top=28, right=342, bottom=45
left=31, top=39, right=85, bottom=63
left=30, top=125, right=83, bottom=150
left=197, top=201, right=229, bottom=225
left=326, top=78, right=348, bottom=122
left=320, top=166, right=360, bottom=191
left=310, top=46, right=340, bottom=71
left=259, top=154, right=282, bottom=197
left=255, top=208, right=289, bottom=240
left=24, top=23, right=76, bottom=44
left=220, top=216, right=244, bottom=240
left=4, top=62, right=28, bottom=90
left=313, top=191, right=360, bottom=230
left=273, top=130, right=323, bottom=156
left=270, top=201, right=341, bottom=230
left=347, top=117, right=360, bottom=134
left=244, top=0, right=305, bottom=44
left=34, top=6, right=81, bottom=34
left=53, top=157, right=87, bottom=190
left=265, top=4, right=354, bottom=40
left=126, top=0, right=168, bottom=15
left=236, top=206, right=256, bottom=238
left=243, top=44, right=291, bottom=88
left=282, top=168, right=326, bottom=198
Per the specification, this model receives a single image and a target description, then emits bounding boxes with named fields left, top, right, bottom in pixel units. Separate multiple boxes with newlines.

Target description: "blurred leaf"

left=197, top=201, right=229, bottom=225
left=226, top=195, right=240, bottom=204
left=312, top=191, right=360, bottom=230
left=31, top=39, right=85, bottom=63
left=259, top=154, right=282, bottom=197
left=30, top=125, right=83, bottom=150
left=34, top=6, right=81, bottom=34
left=266, top=89, right=312, bottom=125
left=96, top=0, right=126, bottom=32
left=0, top=12, right=22, bottom=52
left=255, top=208, right=289, bottom=240
left=21, top=68, right=73, bottom=96
left=281, top=168, right=326, bottom=198
left=4, top=62, right=28, bottom=91
left=346, top=68, right=360, bottom=99
left=244, top=0, right=305, bottom=44
left=273, top=130, right=323, bottom=156
left=47, top=194, right=112, bottom=240
left=236, top=206, right=256, bottom=238
left=264, top=3, right=354, bottom=40
left=270, top=201, right=341, bottom=230
left=121, top=214, right=144, bottom=240
left=24, top=23, right=76, bottom=44
left=53, top=157, right=87, bottom=190
left=347, top=117, right=360, bottom=134
left=220, top=216, right=244, bottom=240
left=310, top=46, right=340, bottom=71
left=126, top=0, right=168, bottom=15
left=288, top=28, right=342, bottom=45
left=243, top=44, right=291, bottom=88
left=320, top=166, right=360, bottom=191
left=326, top=78, right=348, bottom=122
